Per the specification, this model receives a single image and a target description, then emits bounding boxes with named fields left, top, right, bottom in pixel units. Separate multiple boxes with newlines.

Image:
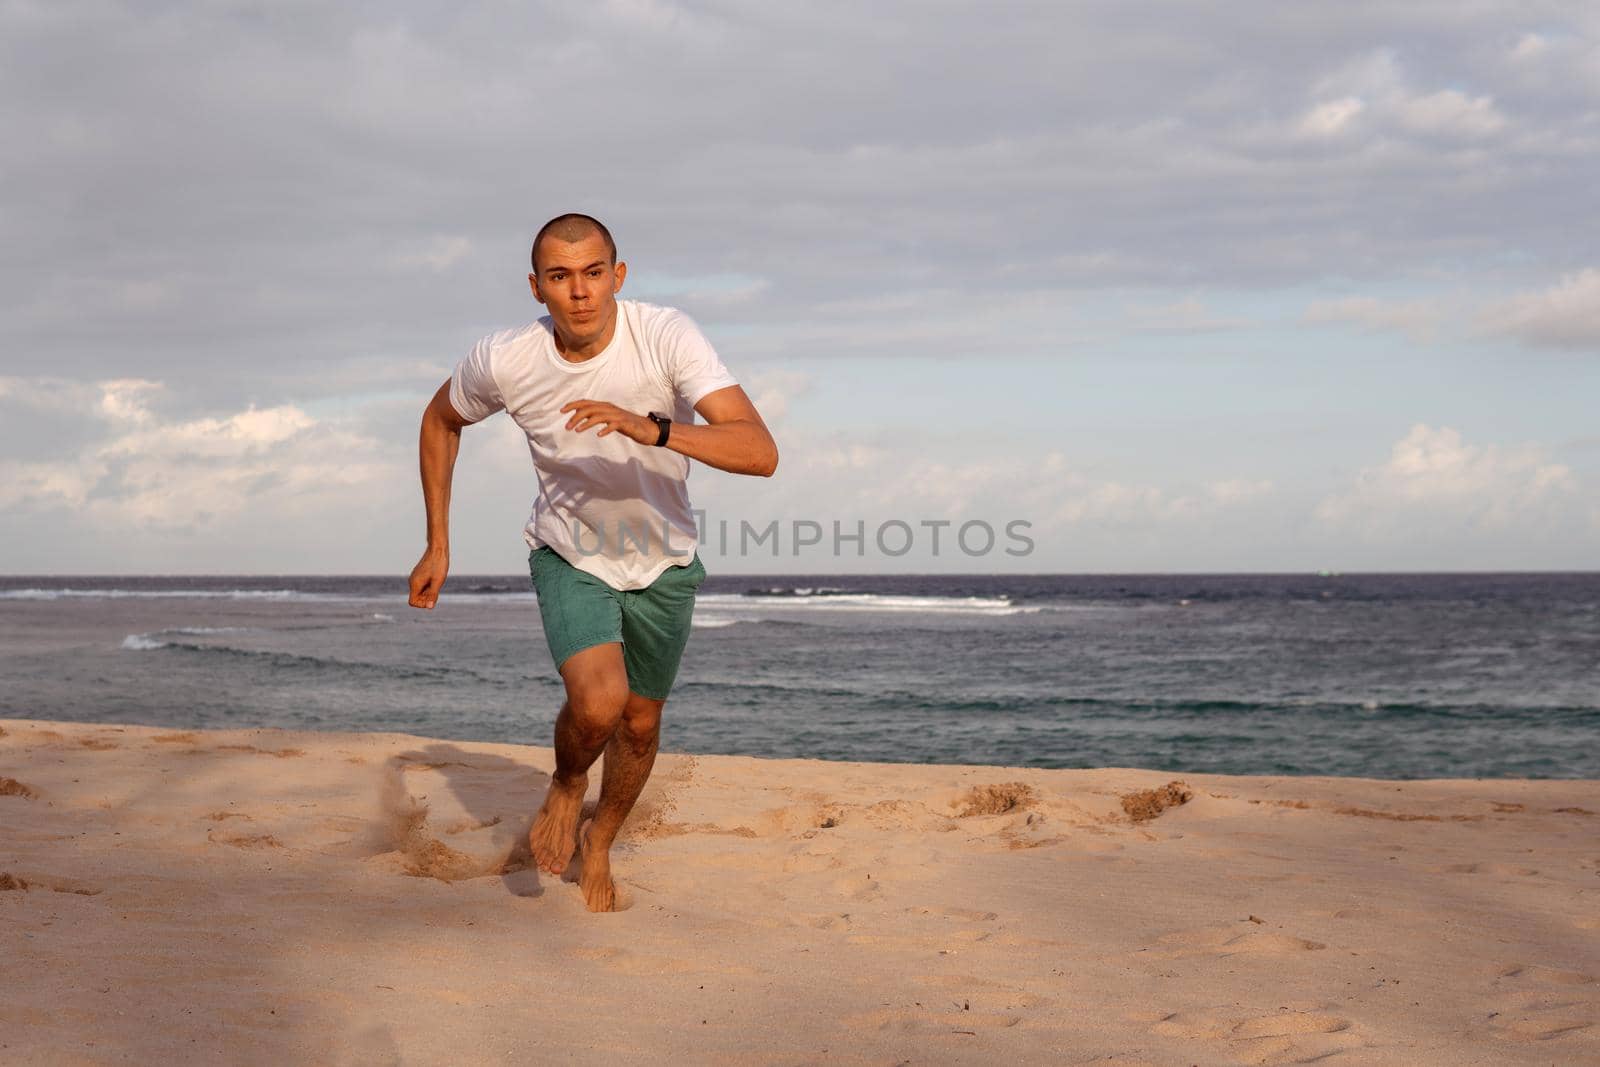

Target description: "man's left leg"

left=577, top=690, right=665, bottom=912
left=574, top=553, right=704, bottom=912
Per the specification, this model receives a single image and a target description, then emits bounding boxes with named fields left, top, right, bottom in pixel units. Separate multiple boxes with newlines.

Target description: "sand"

left=1, top=718, right=1597, bottom=1065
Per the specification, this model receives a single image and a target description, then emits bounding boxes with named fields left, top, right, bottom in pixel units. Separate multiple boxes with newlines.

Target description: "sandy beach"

left=2, top=717, right=1596, bottom=1064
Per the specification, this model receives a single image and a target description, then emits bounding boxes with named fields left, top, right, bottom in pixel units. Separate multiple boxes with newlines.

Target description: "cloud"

left=0, top=375, right=164, bottom=419
left=1028, top=463, right=1275, bottom=527
left=1206, top=478, right=1275, bottom=504
left=634, top=274, right=774, bottom=319
left=1303, top=295, right=1442, bottom=342
left=2, top=4, right=1598, bottom=571
left=1479, top=268, right=1600, bottom=349
left=704, top=435, right=1276, bottom=535
left=397, top=236, right=473, bottom=272
left=1296, top=96, right=1365, bottom=138
left=1509, top=33, right=1548, bottom=63
left=1305, top=47, right=1509, bottom=140
left=0, top=378, right=399, bottom=529
left=741, top=369, right=809, bottom=424
left=1314, top=424, right=1579, bottom=533
left=1393, top=88, right=1507, bottom=138
left=0, top=458, right=107, bottom=512
left=1502, top=27, right=1600, bottom=97
left=2, top=3, right=1594, bottom=398
left=1124, top=297, right=1251, bottom=334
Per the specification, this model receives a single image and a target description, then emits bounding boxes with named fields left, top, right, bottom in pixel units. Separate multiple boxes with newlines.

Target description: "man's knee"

left=568, top=684, right=628, bottom=738
left=619, top=695, right=664, bottom=746
left=559, top=646, right=626, bottom=700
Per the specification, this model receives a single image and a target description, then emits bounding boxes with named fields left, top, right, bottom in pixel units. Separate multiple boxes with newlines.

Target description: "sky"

left=2, top=0, right=1598, bottom=575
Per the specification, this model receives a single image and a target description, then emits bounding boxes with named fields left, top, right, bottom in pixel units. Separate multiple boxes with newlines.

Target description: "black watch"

left=646, top=411, right=672, bottom=447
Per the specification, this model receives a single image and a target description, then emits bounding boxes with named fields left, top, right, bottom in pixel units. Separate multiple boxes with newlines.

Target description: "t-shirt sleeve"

left=449, top=335, right=505, bottom=424
left=664, top=311, right=740, bottom=408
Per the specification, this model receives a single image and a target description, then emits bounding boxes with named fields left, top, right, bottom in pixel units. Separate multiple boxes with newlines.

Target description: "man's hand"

left=558, top=387, right=778, bottom=476
left=409, top=546, right=449, bottom=609
left=559, top=399, right=656, bottom=445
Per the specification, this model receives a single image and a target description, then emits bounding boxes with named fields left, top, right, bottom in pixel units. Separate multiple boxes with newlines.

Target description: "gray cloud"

left=4, top=1, right=1598, bottom=402
left=1479, top=268, right=1600, bottom=348
left=3, top=2, right=1598, bottom=572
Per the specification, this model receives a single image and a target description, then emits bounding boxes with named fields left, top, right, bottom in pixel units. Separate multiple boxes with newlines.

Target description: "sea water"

left=2, top=572, right=1596, bottom=779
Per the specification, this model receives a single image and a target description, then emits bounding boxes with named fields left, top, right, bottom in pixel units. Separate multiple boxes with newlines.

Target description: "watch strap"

left=648, top=412, right=671, bottom=447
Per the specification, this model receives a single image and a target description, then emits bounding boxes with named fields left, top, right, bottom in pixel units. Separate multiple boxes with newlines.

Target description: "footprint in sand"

left=0, top=777, right=39, bottom=799
left=1482, top=963, right=1599, bottom=1043
left=1433, top=861, right=1540, bottom=877
left=907, top=905, right=998, bottom=923
left=843, top=1004, right=1024, bottom=1035
left=951, top=782, right=1037, bottom=818
left=1141, top=922, right=1327, bottom=960
left=1150, top=1004, right=1360, bottom=1065
left=910, top=974, right=1052, bottom=1011
left=150, top=732, right=200, bottom=745
left=629, top=819, right=759, bottom=842
left=1496, top=963, right=1598, bottom=986
left=859, top=798, right=949, bottom=832
left=210, top=743, right=305, bottom=758
left=781, top=849, right=844, bottom=874
left=0, top=872, right=102, bottom=896
left=752, top=793, right=993, bottom=840
left=1483, top=996, right=1595, bottom=1042
left=208, top=830, right=285, bottom=850
left=1120, top=781, right=1193, bottom=823
left=561, top=941, right=717, bottom=978
left=751, top=801, right=847, bottom=837
left=831, top=872, right=883, bottom=903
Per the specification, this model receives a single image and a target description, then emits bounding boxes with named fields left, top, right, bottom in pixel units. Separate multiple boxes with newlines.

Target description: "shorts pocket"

left=653, top=554, right=705, bottom=599
left=529, top=546, right=560, bottom=590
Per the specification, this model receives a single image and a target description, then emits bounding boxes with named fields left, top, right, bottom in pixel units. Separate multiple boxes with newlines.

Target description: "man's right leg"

left=528, top=642, right=630, bottom=874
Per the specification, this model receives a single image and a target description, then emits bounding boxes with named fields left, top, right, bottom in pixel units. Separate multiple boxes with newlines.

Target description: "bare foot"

left=529, top=773, right=587, bottom=875
left=577, top=819, right=616, bottom=913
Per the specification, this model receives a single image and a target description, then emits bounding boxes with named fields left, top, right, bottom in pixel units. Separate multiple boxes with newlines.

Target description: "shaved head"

left=531, top=213, right=617, bottom=274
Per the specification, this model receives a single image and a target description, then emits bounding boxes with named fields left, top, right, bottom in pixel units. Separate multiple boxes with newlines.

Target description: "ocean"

left=2, top=572, right=1596, bottom=780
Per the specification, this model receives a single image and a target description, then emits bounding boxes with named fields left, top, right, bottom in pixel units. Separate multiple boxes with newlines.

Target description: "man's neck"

left=554, top=305, right=621, bottom=363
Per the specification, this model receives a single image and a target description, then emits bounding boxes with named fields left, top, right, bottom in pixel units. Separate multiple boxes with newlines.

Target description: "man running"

left=407, top=213, right=778, bottom=911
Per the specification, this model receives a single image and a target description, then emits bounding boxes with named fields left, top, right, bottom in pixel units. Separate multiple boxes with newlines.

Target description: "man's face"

left=529, top=233, right=627, bottom=349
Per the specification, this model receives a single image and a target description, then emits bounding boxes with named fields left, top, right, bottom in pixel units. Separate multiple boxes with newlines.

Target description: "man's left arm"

left=558, top=385, right=778, bottom=477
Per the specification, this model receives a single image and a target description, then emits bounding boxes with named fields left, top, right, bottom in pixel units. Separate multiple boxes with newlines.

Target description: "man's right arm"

left=408, top=380, right=473, bottom=609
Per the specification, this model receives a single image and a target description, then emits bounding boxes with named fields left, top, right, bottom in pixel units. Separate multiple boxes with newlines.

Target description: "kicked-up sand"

left=1, top=717, right=1597, bottom=1064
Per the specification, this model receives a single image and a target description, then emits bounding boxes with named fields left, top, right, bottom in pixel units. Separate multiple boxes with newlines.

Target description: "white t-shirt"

left=450, top=299, right=739, bottom=590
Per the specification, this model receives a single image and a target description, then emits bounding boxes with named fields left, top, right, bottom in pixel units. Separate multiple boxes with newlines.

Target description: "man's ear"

left=528, top=273, right=547, bottom=306
left=612, top=261, right=627, bottom=293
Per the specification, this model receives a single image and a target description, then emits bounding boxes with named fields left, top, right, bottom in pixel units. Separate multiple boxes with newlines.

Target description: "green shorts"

left=527, top=546, right=707, bottom=700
